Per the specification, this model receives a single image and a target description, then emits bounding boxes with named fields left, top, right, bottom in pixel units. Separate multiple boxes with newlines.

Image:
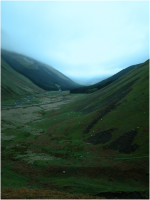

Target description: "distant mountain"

left=70, top=76, right=109, bottom=86
left=1, top=49, right=81, bottom=92
left=85, top=76, right=109, bottom=85
left=70, top=62, right=143, bottom=93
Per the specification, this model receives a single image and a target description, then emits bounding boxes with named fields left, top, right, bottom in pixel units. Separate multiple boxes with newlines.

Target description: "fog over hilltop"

left=1, top=1, right=149, bottom=84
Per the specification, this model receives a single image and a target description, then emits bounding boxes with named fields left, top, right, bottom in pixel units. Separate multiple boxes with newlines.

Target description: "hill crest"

left=1, top=49, right=81, bottom=92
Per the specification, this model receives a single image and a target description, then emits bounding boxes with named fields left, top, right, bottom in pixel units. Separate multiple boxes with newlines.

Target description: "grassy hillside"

left=1, top=49, right=81, bottom=91
left=1, top=57, right=45, bottom=101
left=70, top=62, right=142, bottom=93
left=1, top=59, right=149, bottom=199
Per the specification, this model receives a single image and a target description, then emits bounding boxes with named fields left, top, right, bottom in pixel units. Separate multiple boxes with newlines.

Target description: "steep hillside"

left=72, top=59, right=149, bottom=156
left=1, top=57, right=45, bottom=101
left=70, top=61, right=142, bottom=93
left=1, top=49, right=81, bottom=91
left=1, top=59, right=149, bottom=198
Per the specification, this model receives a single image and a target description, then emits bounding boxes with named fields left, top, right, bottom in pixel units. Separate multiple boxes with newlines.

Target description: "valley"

left=1, top=1, right=149, bottom=198
left=1, top=91, right=68, bottom=109
left=1, top=59, right=149, bottom=199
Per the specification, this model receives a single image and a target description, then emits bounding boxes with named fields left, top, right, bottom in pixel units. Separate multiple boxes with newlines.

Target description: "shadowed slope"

left=1, top=49, right=81, bottom=91
left=1, top=57, right=45, bottom=100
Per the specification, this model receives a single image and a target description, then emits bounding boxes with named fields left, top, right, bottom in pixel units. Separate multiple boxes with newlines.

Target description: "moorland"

left=1, top=52, right=149, bottom=199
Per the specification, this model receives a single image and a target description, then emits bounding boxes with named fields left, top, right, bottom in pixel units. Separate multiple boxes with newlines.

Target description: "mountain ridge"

left=70, top=60, right=145, bottom=93
left=1, top=49, right=81, bottom=92
left=1, top=56, right=45, bottom=100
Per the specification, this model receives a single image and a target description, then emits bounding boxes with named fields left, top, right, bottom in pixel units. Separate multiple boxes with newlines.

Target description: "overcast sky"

left=1, top=1, right=149, bottom=83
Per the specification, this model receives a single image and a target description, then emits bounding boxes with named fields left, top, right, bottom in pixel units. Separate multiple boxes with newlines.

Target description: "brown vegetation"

left=1, top=187, right=103, bottom=199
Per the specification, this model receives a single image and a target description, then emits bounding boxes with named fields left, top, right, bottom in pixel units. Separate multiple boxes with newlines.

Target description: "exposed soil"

left=84, top=128, right=115, bottom=145
left=103, top=129, right=139, bottom=154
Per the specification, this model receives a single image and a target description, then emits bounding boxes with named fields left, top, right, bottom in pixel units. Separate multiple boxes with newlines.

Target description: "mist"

left=1, top=1, right=149, bottom=84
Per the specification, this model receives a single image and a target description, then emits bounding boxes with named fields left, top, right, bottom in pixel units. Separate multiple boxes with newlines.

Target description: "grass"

left=1, top=49, right=81, bottom=91
left=1, top=60, right=149, bottom=199
left=1, top=58, right=44, bottom=101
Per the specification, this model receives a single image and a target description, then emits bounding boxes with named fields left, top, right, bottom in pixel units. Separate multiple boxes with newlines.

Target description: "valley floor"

left=1, top=91, right=149, bottom=199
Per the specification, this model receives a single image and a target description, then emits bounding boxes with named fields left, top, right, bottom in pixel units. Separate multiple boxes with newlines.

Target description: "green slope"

left=72, top=59, right=149, bottom=157
left=1, top=49, right=81, bottom=91
left=1, top=57, right=45, bottom=101
left=70, top=61, right=143, bottom=93
left=1, top=59, right=149, bottom=198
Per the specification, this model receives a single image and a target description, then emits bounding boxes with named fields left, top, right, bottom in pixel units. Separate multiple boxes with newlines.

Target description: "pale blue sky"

left=1, top=1, right=149, bottom=82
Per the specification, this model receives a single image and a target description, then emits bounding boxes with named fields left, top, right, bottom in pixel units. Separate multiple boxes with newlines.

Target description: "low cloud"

left=1, top=1, right=149, bottom=83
